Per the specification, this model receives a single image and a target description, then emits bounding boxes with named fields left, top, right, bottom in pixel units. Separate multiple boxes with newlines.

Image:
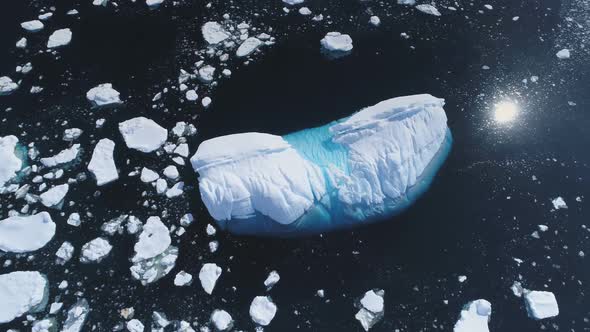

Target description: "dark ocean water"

left=1, top=0, right=589, bottom=331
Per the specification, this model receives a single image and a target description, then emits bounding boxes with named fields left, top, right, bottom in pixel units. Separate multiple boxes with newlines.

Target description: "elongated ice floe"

left=0, top=135, right=22, bottom=187
left=0, top=212, right=55, bottom=253
left=88, top=139, right=118, bottom=186
left=191, top=94, right=452, bottom=236
left=0, top=271, right=49, bottom=323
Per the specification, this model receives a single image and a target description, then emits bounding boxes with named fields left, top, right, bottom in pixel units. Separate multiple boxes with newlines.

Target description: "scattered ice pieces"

left=453, top=299, right=491, bottom=332
left=86, top=83, right=122, bottom=107
left=556, top=49, right=570, bottom=59
left=355, top=289, right=384, bottom=331
left=524, top=290, right=559, bottom=320
left=551, top=196, right=567, bottom=210
left=21, top=20, right=44, bottom=32
left=47, top=28, right=72, bottom=48
left=63, top=128, right=83, bottom=141
left=211, top=310, right=233, bottom=331
left=0, top=212, right=55, bottom=253
left=80, top=237, right=112, bottom=263
left=320, top=32, right=353, bottom=53
left=88, top=139, right=118, bottom=186
left=0, top=77, right=19, bottom=96
left=249, top=296, right=277, bottom=326
left=199, top=263, right=222, bottom=294
left=40, top=184, right=69, bottom=208
left=0, top=136, right=22, bottom=187
left=299, top=7, right=312, bottom=15
left=174, top=271, right=193, bottom=286
left=202, top=22, right=231, bottom=45
left=56, top=241, right=74, bottom=264
left=61, top=299, right=89, bottom=332
left=0, top=271, right=49, bottom=324
left=119, top=117, right=168, bottom=153
left=415, top=4, right=441, bottom=16
left=264, top=271, right=280, bottom=290
left=236, top=37, right=263, bottom=57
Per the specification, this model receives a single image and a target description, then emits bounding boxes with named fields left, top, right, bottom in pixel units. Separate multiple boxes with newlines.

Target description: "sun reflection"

left=494, top=100, right=519, bottom=124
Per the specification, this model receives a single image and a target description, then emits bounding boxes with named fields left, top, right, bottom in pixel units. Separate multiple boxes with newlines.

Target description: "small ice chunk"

left=201, top=96, right=212, bottom=108
left=264, top=271, right=280, bottom=290
left=249, top=296, right=277, bottom=326
left=49, top=302, right=63, bottom=314
left=40, top=184, right=69, bottom=208
left=0, top=271, right=48, bottom=324
left=88, top=139, right=119, bottom=186
left=236, top=37, right=263, bottom=57
left=202, top=22, right=231, bottom=44
left=551, top=196, right=567, bottom=209
left=180, top=213, right=194, bottom=227
left=355, top=289, right=385, bottom=331
left=524, top=290, right=559, bottom=320
left=397, top=0, right=416, bottom=5
left=511, top=281, right=524, bottom=297
left=38, top=12, right=53, bottom=20
left=163, top=165, right=179, bottom=180
left=369, top=16, right=381, bottom=26
left=199, top=263, right=222, bottom=294
left=174, top=143, right=189, bottom=157
left=556, top=49, right=570, bottom=59
left=55, top=241, right=74, bottom=264
left=146, top=0, right=164, bottom=7
left=185, top=89, right=198, bottom=101
left=86, top=83, right=122, bottom=107
left=283, top=0, right=304, bottom=4
left=484, top=4, right=493, bottom=10
left=0, top=136, right=22, bottom=187
left=165, top=181, right=184, bottom=198
left=67, top=213, right=81, bottom=227
left=41, top=144, right=80, bottom=167
left=198, top=65, right=216, bottom=83
left=206, top=223, right=216, bottom=235
left=0, top=212, right=55, bottom=253
left=132, top=217, right=171, bottom=262
left=453, top=299, right=491, bottom=332
left=127, top=319, right=144, bottom=332
left=320, top=32, right=353, bottom=52
left=130, top=245, right=178, bottom=285
left=299, top=7, right=312, bottom=15
left=174, top=271, right=193, bottom=286
left=61, top=299, right=89, bottom=332
left=140, top=167, right=159, bottom=183
left=211, top=310, right=233, bottom=331
left=0, top=77, right=19, bottom=96
left=21, top=20, right=44, bottom=32
left=119, top=117, right=168, bottom=153
left=415, top=4, right=441, bottom=16
left=80, top=237, right=112, bottom=263
left=16, top=37, right=27, bottom=48
left=63, top=128, right=83, bottom=141
left=47, top=28, right=72, bottom=48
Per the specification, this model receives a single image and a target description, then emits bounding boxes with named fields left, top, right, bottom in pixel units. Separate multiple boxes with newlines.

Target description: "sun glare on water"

left=494, top=100, right=519, bottom=124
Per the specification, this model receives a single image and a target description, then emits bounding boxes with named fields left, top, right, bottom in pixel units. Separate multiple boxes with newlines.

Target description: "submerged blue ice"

left=191, top=94, right=452, bottom=236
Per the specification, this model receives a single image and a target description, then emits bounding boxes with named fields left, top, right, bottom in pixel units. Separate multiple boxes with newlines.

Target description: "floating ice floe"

left=40, top=144, right=80, bottom=167
left=556, top=49, right=570, bottom=59
left=0, top=271, right=49, bottom=323
left=202, top=22, right=231, bottom=44
left=119, top=117, right=168, bottom=153
left=63, top=128, right=83, bottom=141
left=47, top=28, right=72, bottom=48
left=199, top=263, right=222, bottom=294
left=283, top=0, right=304, bottom=4
left=127, top=319, right=145, bottom=332
left=88, top=139, right=118, bottom=186
left=40, top=184, right=69, bottom=208
left=415, top=4, right=442, bottom=16
left=191, top=94, right=451, bottom=236
left=211, top=310, right=233, bottom=331
left=249, top=296, right=277, bottom=326
left=320, top=32, right=353, bottom=54
left=146, top=0, right=164, bottom=8
left=551, top=196, right=567, bottom=210
left=398, top=0, right=416, bottom=4
left=0, top=212, right=55, bottom=253
left=0, top=136, right=22, bottom=187
left=21, top=20, right=44, bottom=32
left=56, top=241, right=74, bottom=264
left=130, top=217, right=177, bottom=285
left=61, top=299, right=89, bottom=332
left=174, top=271, right=193, bottom=286
left=0, top=77, right=19, bottom=95
left=16, top=37, right=27, bottom=49
left=264, top=270, right=280, bottom=290
left=453, top=299, right=491, bottom=332
left=369, top=16, right=381, bottom=26
left=236, top=37, right=263, bottom=57
left=524, top=290, right=559, bottom=320
left=86, top=83, right=122, bottom=107
left=80, top=237, right=112, bottom=263
left=140, top=167, right=159, bottom=183
left=355, top=289, right=384, bottom=331
left=32, top=318, right=56, bottom=332
left=93, top=0, right=109, bottom=6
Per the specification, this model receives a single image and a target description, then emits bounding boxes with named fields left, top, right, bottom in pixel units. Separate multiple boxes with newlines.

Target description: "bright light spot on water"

left=494, top=101, right=519, bottom=124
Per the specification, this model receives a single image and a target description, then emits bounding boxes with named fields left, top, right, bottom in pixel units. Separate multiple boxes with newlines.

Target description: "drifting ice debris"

left=38, top=12, right=53, bottom=20
left=146, top=0, right=164, bottom=8
left=119, top=117, right=168, bottom=153
left=163, top=165, right=179, bottom=180
left=132, top=217, right=171, bottom=262
left=510, top=281, right=524, bottom=297
left=0, top=271, right=48, bottom=323
left=33, top=318, right=56, bottom=332
left=63, top=128, right=83, bottom=141
left=152, top=311, right=170, bottom=328
left=556, top=49, right=570, bottom=59
left=0, top=136, right=22, bottom=187
left=191, top=94, right=451, bottom=235
left=524, top=290, right=559, bottom=320
left=415, top=4, right=442, bottom=16
left=140, top=167, right=159, bottom=183
left=67, top=213, right=81, bottom=227
left=249, top=296, right=277, bottom=326
left=102, top=215, right=127, bottom=235
left=130, top=245, right=178, bottom=285
left=16, top=37, right=27, bottom=48
left=88, top=139, right=118, bottom=186
left=264, top=271, right=280, bottom=290
left=40, top=144, right=80, bottom=167
left=199, top=263, right=222, bottom=294
left=185, top=89, right=198, bottom=101
left=21, top=20, right=44, bottom=32
left=40, top=184, right=69, bottom=208
left=80, top=237, right=112, bottom=263
left=551, top=196, right=567, bottom=210
left=56, top=241, right=74, bottom=264
left=320, top=32, right=353, bottom=53
left=202, top=22, right=231, bottom=44
left=283, top=0, right=304, bottom=4
left=211, top=310, right=233, bottom=331
left=202, top=96, right=212, bottom=108
left=86, top=83, right=122, bottom=107
left=236, top=37, right=263, bottom=57
left=0, top=212, right=55, bottom=253
left=47, top=28, right=72, bottom=48
left=93, top=0, right=109, bottom=6
left=165, top=182, right=184, bottom=198
left=355, top=289, right=384, bottom=331
left=369, top=16, right=381, bottom=26
left=0, top=77, right=19, bottom=95
left=127, top=319, right=145, bottom=332
left=198, top=65, right=216, bottom=83
left=174, top=271, right=193, bottom=286
left=453, top=299, right=491, bottom=332
left=61, top=299, right=90, bottom=332
left=397, top=0, right=416, bottom=4
left=299, top=7, right=312, bottom=15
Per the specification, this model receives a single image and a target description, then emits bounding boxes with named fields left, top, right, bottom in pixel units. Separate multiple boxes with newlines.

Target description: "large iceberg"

left=191, top=94, right=452, bottom=236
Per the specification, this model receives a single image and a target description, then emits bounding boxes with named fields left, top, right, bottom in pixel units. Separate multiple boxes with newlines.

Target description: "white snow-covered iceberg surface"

left=0, top=271, right=49, bottom=323
left=453, top=299, right=491, bottom=332
left=86, top=83, right=122, bottom=107
left=0, top=135, right=23, bottom=188
left=0, top=212, right=55, bottom=253
left=191, top=94, right=452, bottom=236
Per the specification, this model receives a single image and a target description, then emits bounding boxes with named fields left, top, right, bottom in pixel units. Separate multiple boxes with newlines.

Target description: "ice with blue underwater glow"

left=190, top=94, right=452, bottom=236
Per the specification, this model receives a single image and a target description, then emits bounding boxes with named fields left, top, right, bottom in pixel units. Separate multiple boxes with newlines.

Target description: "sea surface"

left=1, top=0, right=589, bottom=331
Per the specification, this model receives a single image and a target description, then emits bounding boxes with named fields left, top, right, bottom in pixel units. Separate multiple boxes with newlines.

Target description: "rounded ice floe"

left=453, top=299, right=491, bottom=332
left=0, top=212, right=55, bottom=253
left=0, top=271, right=49, bottom=323
left=524, top=290, right=559, bottom=320
left=47, top=28, right=72, bottom=48
left=211, top=310, right=233, bottom=331
left=202, top=21, right=230, bottom=44
left=21, top=20, right=44, bottom=32
left=199, top=263, right=222, bottom=294
left=191, top=94, right=451, bottom=236
left=0, top=135, right=22, bottom=187
left=88, top=139, right=118, bottom=186
left=80, top=237, right=112, bottom=263
left=0, top=77, right=19, bottom=95
left=146, top=0, right=164, bottom=7
left=369, top=16, right=381, bottom=26
left=556, top=49, right=570, bottom=59
left=119, top=117, right=168, bottom=153
left=320, top=32, right=353, bottom=52
left=174, top=271, right=193, bottom=286
left=132, top=217, right=171, bottom=262
left=249, top=296, right=277, bottom=326
left=86, top=83, right=122, bottom=107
